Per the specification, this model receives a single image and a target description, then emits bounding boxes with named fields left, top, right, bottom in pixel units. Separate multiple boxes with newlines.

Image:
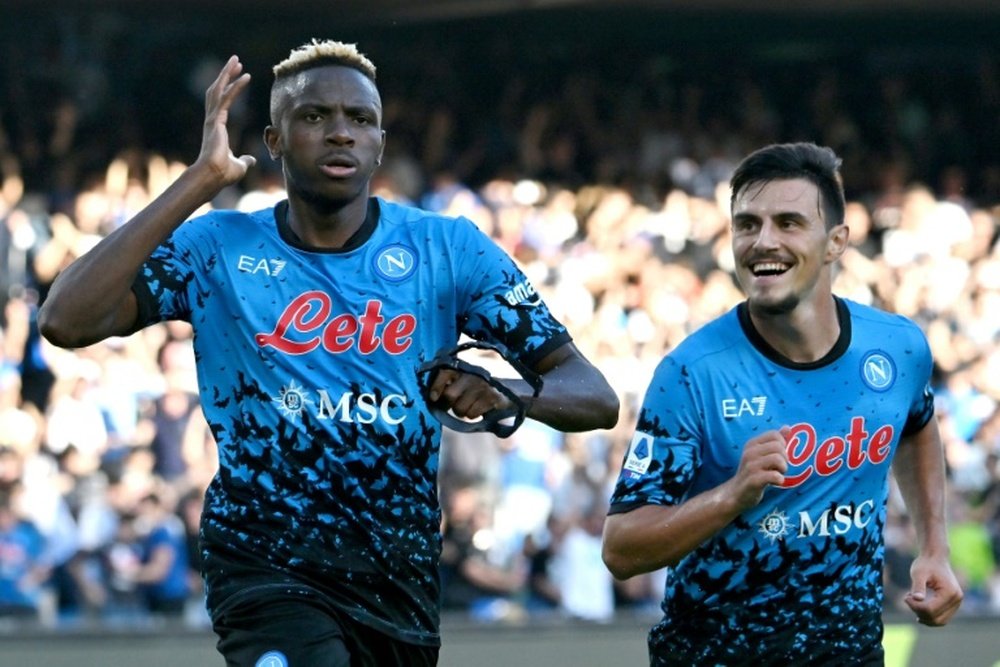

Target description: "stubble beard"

left=748, top=292, right=800, bottom=316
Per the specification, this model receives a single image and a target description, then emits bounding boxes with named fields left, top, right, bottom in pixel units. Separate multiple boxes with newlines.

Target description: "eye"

left=303, top=111, right=323, bottom=123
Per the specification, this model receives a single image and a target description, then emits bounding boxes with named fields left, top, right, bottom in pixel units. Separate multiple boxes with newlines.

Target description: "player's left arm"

left=519, top=340, right=619, bottom=432
left=427, top=341, right=619, bottom=433
left=892, top=416, right=963, bottom=626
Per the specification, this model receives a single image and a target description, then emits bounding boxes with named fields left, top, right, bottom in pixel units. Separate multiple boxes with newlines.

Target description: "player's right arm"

left=39, top=56, right=256, bottom=349
left=602, top=428, right=788, bottom=579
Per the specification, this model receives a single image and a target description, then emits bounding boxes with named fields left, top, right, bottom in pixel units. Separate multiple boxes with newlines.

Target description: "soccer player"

left=38, top=41, right=619, bottom=666
left=602, top=142, right=962, bottom=665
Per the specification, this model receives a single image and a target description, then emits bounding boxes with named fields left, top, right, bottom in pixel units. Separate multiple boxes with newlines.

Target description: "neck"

left=748, top=294, right=840, bottom=364
left=286, top=191, right=370, bottom=249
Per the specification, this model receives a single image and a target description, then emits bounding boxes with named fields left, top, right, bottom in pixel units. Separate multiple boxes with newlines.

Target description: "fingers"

left=744, top=429, right=789, bottom=476
left=427, top=369, right=510, bottom=420
left=904, top=566, right=964, bottom=626
left=731, top=429, right=789, bottom=509
left=206, top=56, right=251, bottom=114
left=904, top=588, right=963, bottom=626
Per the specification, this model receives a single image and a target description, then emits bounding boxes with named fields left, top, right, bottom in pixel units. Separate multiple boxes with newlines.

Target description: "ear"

left=826, top=223, right=850, bottom=263
left=263, top=126, right=281, bottom=160
left=376, top=130, right=386, bottom=166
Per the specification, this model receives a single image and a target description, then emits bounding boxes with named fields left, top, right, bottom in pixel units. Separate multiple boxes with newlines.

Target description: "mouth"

left=749, top=260, right=791, bottom=278
left=319, top=155, right=358, bottom=179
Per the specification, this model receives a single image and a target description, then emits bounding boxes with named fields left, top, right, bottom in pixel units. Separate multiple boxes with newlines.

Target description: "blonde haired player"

left=40, top=40, right=618, bottom=666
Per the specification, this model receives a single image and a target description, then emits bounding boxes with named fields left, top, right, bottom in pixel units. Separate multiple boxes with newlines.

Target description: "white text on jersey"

left=238, top=254, right=286, bottom=276
left=721, top=396, right=767, bottom=418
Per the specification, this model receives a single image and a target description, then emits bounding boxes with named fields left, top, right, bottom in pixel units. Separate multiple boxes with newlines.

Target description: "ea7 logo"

left=722, top=396, right=767, bottom=418
left=238, top=255, right=286, bottom=276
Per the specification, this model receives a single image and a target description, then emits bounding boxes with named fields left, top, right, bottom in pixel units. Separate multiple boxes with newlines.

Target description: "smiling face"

left=265, top=65, right=385, bottom=211
left=731, top=178, right=849, bottom=315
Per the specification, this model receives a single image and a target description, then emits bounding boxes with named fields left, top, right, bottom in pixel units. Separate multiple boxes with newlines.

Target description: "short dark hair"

left=729, top=142, right=846, bottom=229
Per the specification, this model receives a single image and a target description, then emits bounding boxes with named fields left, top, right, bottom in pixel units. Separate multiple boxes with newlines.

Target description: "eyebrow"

left=733, top=210, right=809, bottom=221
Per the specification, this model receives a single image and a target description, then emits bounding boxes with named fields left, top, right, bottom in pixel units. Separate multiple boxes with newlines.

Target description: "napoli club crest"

left=374, top=244, right=417, bottom=282
left=860, top=351, right=895, bottom=392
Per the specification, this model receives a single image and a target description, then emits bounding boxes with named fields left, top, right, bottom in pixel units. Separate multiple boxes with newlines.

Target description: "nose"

left=752, top=219, right=781, bottom=250
left=325, top=115, right=354, bottom=145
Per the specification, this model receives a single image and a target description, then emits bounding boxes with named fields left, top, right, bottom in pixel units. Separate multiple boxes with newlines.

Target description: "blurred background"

left=1, top=1, right=999, bottom=665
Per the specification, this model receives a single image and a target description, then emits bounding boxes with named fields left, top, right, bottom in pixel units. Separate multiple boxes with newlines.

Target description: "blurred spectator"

left=0, top=481, right=49, bottom=620
left=1, top=8, right=1000, bottom=627
left=107, top=491, right=189, bottom=621
left=440, top=483, right=526, bottom=623
left=546, top=501, right=615, bottom=623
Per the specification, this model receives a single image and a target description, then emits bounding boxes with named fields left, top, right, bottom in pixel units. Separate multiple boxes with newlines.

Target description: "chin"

left=748, top=294, right=800, bottom=316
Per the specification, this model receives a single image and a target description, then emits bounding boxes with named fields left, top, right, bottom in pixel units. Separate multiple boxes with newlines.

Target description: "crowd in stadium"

left=0, top=15, right=999, bottom=630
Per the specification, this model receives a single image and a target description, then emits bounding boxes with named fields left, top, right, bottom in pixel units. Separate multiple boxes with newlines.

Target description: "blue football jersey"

left=609, top=298, right=934, bottom=664
left=132, top=197, right=570, bottom=645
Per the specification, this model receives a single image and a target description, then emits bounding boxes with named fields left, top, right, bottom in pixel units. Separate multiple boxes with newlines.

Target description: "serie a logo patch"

left=623, top=432, right=654, bottom=477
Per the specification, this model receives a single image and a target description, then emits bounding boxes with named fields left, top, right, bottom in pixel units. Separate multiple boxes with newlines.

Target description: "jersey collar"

left=737, top=296, right=851, bottom=370
left=274, top=197, right=380, bottom=253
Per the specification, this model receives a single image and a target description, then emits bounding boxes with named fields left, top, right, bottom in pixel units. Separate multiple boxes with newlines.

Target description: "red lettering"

left=780, top=417, right=896, bottom=489
left=868, top=425, right=893, bottom=464
left=383, top=313, right=417, bottom=354
left=357, top=301, right=385, bottom=354
left=815, top=437, right=845, bottom=476
left=256, top=294, right=415, bottom=355
left=254, top=291, right=330, bottom=355
left=845, top=416, right=869, bottom=468
left=324, top=314, right=359, bottom=353
left=782, top=424, right=815, bottom=488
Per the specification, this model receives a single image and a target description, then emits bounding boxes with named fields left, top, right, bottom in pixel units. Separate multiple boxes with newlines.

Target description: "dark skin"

left=39, top=56, right=619, bottom=433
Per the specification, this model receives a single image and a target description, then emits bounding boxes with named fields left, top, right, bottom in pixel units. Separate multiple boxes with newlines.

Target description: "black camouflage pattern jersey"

left=131, top=197, right=570, bottom=645
left=609, top=298, right=935, bottom=665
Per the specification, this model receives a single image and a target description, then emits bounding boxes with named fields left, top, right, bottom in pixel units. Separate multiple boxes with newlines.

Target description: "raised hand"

left=195, top=55, right=257, bottom=186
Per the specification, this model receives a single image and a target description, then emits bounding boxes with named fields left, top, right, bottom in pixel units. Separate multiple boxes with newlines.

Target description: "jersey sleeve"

left=450, top=218, right=569, bottom=367
left=608, top=355, right=703, bottom=514
left=130, top=215, right=213, bottom=328
left=902, top=325, right=936, bottom=436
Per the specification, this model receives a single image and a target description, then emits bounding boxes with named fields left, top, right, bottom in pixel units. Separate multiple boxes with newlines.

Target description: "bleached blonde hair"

left=272, top=39, right=376, bottom=82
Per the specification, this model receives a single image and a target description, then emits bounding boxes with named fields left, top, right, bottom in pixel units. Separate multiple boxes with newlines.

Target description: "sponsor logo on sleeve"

left=623, top=432, right=654, bottom=478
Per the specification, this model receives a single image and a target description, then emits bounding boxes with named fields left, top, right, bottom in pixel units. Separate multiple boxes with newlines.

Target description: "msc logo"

left=758, top=509, right=791, bottom=543
left=374, top=244, right=417, bottom=282
left=722, top=396, right=767, bottom=418
left=271, top=382, right=409, bottom=425
left=238, top=254, right=287, bottom=276
left=798, top=499, right=876, bottom=537
left=860, top=351, right=895, bottom=392
left=757, top=499, right=876, bottom=543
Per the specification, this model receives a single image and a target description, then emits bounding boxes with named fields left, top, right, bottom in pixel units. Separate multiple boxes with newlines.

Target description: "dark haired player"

left=603, top=143, right=962, bottom=665
left=39, top=40, right=618, bottom=666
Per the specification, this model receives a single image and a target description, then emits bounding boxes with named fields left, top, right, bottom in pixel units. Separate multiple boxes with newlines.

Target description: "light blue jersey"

left=132, top=197, right=569, bottom=645
left=609, top=298, right=934, bottom=665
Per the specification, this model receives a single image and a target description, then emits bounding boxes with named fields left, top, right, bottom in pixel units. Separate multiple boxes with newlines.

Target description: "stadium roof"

left=15, top=0, right=1000, bottom=19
